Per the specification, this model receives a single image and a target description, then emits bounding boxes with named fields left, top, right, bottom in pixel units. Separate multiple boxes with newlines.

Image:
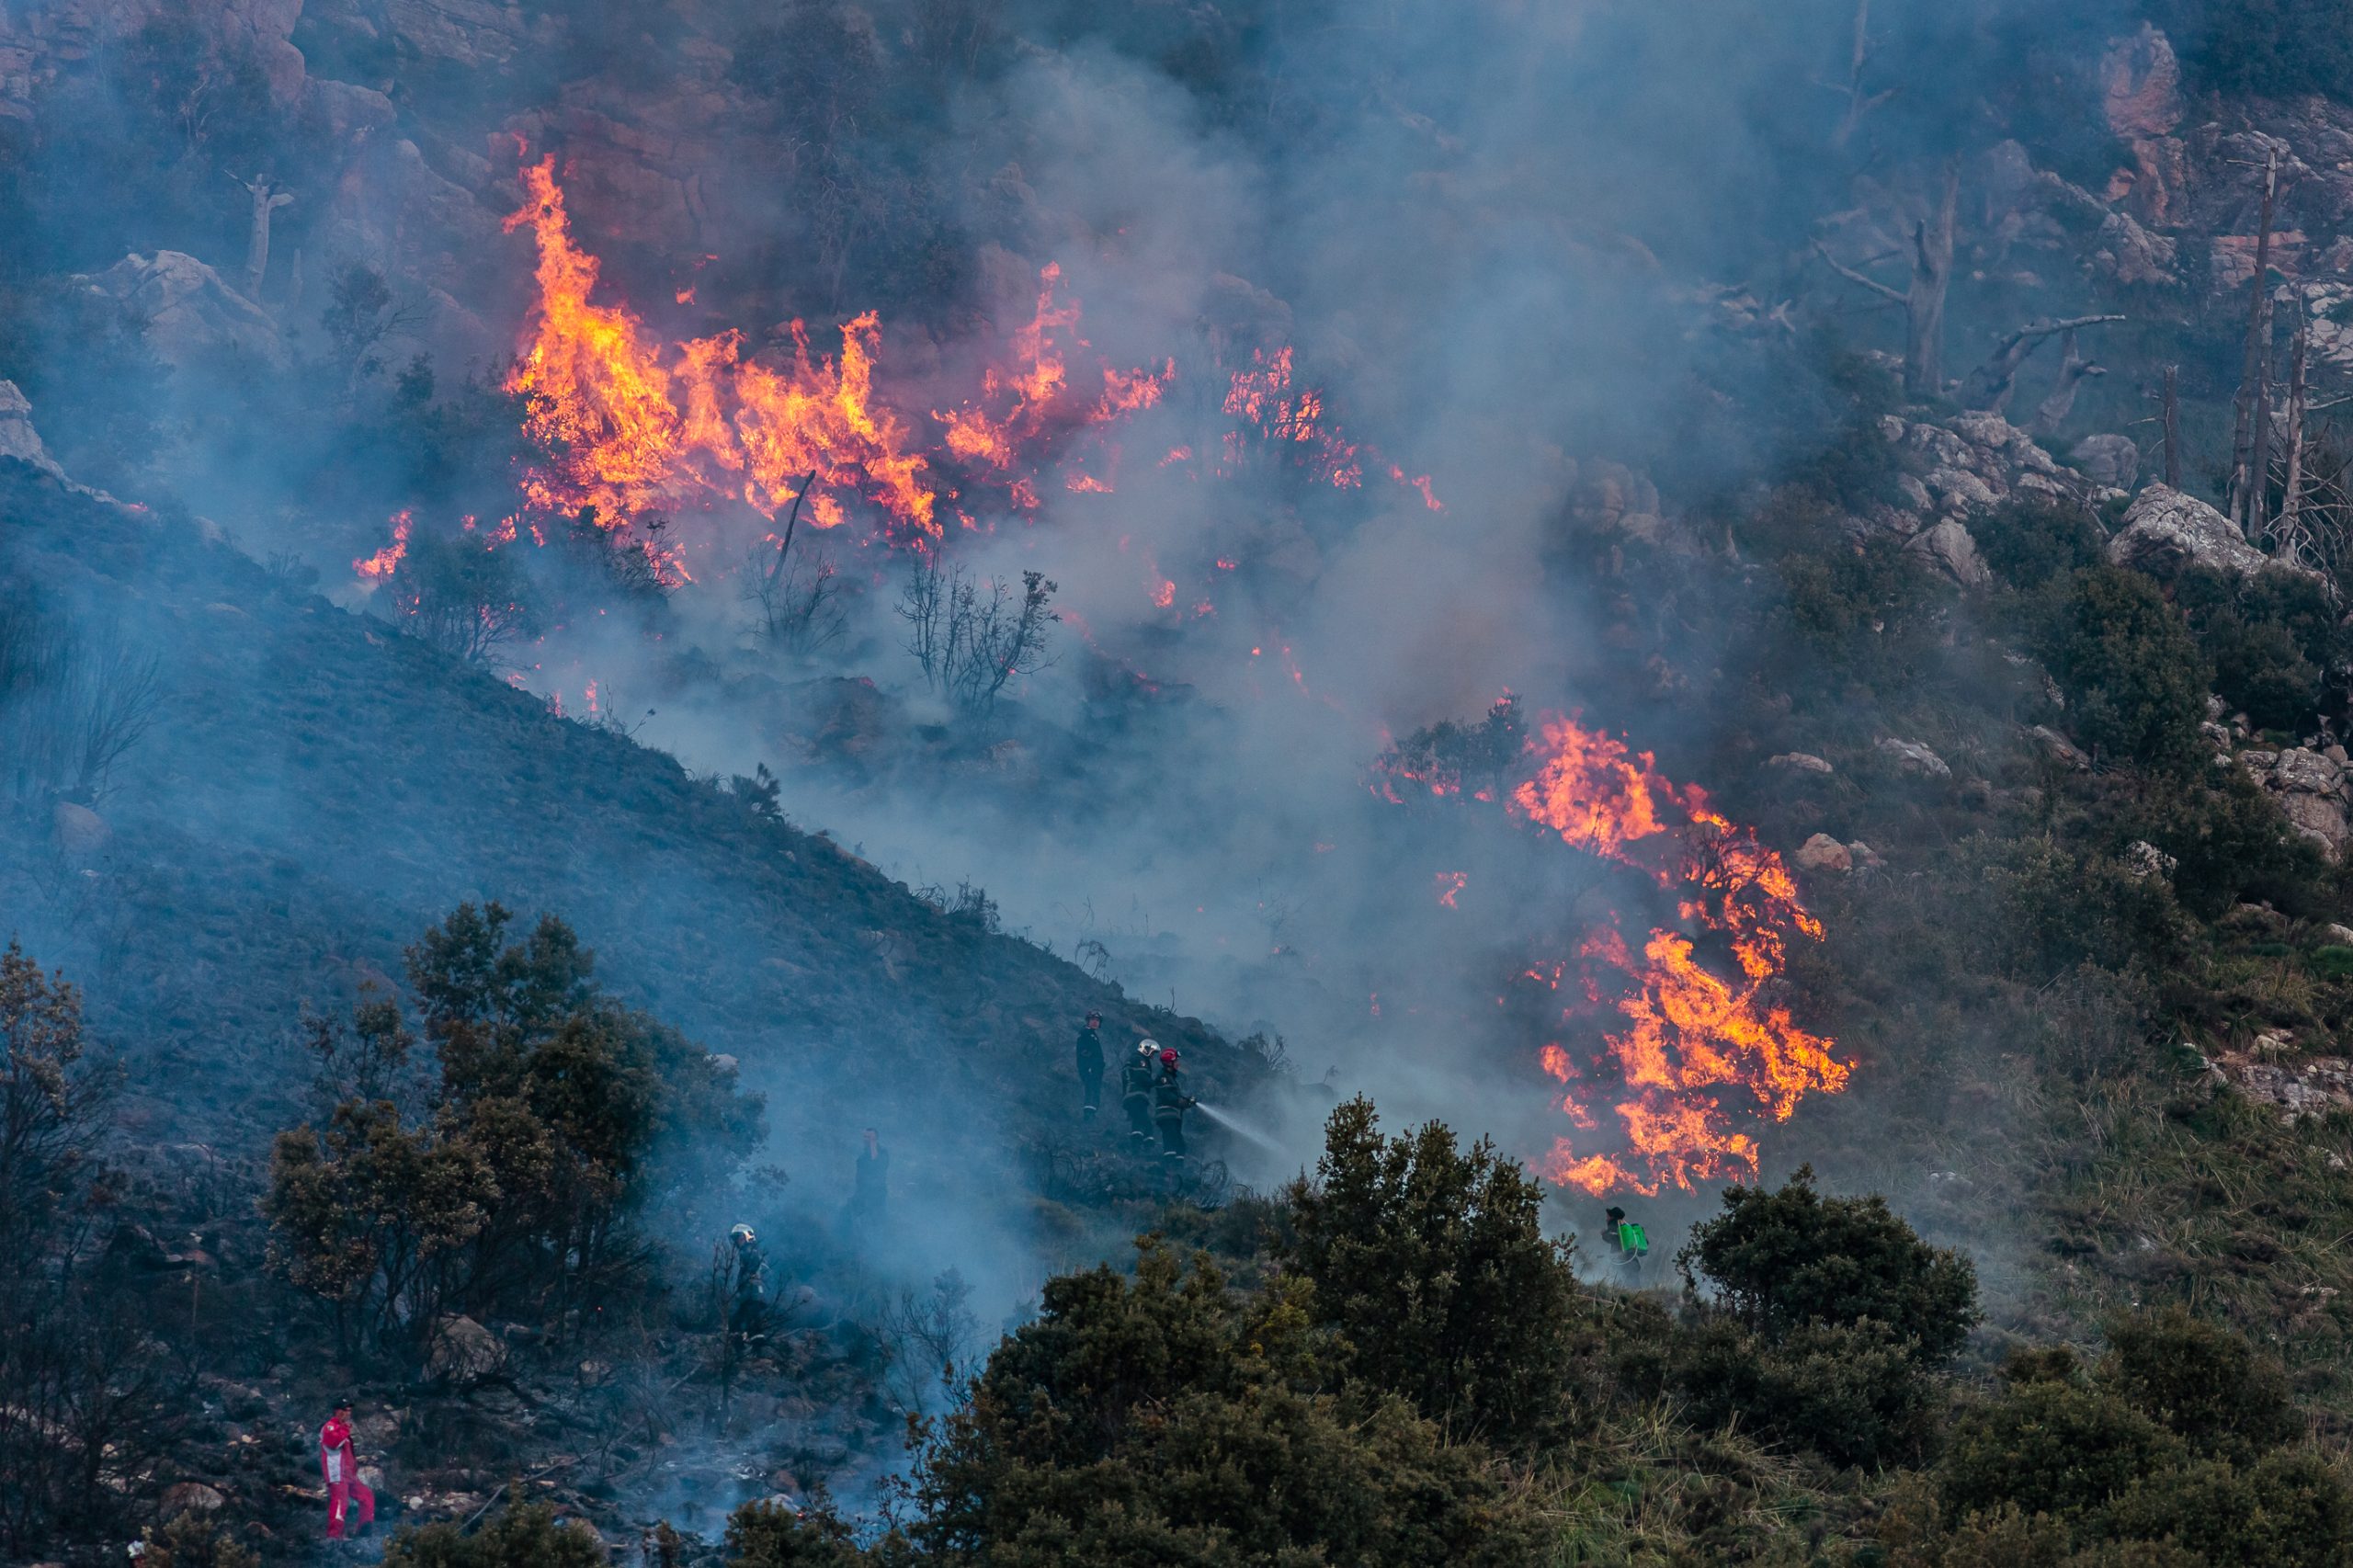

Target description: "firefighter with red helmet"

left=1152, top=1048, right=1196, bottom=1167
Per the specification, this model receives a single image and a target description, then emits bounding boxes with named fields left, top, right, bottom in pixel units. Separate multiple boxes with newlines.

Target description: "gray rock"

left=2123, top=839, right=2178, bottom=881
left=426, top=1314, right=506, bottom=1383
left=2074, top=434, right=2142, bottom=489
left=2106, top=483, right=2275, bottom=579
left=2026, top=724, right=2091, bottom=770
left=83, top=251, right=287, bottom=369
left=1876, top=737, right=1952, bottom=778
left=1906, top=519, right=1992, bottom=586
left=1766, top=752, right=1834, bottom=775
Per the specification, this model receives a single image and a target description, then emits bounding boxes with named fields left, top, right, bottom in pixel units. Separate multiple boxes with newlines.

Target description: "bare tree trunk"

left=230, top=173, right=295, bottom=302
left=2280, top=290, right=2312, bottom=552
left=2030, top=330, right=2104, bottom=437
left=2248, top=284, right=2277, bottom=529
left=1831, top=0, right=1897, bottom=150
left=1958, top=314, right=2125, bottom=412
left=2163, top=365, right=2182, bottom=488
left=2230, top=149, right=2279, bottom=528
left=1904, top=163, right=1960, bottom=400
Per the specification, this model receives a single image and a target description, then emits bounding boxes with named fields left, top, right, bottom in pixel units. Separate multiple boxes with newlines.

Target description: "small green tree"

left=1279, top=1096, right=1585, bottom=1448
left=2033, top=566, right=2210, bottom=773
left=1677, top=1165, right=1978, bottom=1364
left=2097, top=1306, right=2300, bottom=1462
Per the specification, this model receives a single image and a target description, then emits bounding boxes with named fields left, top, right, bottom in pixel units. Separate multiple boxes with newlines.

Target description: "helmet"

left=1137, top=1038, right=1159, bottom=1057
left=730, top=1223, right=756, bottom=1246
left=1159, top=1049, right=1179, bottom=1068
left=1086, top=1010, right=1102, bottom=1024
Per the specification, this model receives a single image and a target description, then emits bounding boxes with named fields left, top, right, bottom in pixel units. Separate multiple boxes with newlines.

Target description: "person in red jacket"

left=319, top=1399, right=375, bottom=1540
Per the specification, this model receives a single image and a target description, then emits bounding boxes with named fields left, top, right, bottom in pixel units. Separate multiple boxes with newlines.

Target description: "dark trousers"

left=1079, top=1067, right=1102, bottom=1116
left=1156, top=1115, right=1186, bottom=1162
left=1124, top=1095, right=1153, bottom=1140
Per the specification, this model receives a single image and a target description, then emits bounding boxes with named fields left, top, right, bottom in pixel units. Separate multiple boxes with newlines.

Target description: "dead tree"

left=1810, top=163, right=1958, bottom=399
left=1828, top=0, right=1897, bottom=150
left=2280, top=290, right=2313, bottom=556
left=2162, top=365, right=2182, bottom=488
left=1905, top=164, right=1960, bottom=399
left=2030, top=330, right=2106, bottom=437
left=2229, top=149, right=2280, bottom=528
left=228, top=173, right=294, bottom=302
left=1957, top=314, right=2126, bottom=413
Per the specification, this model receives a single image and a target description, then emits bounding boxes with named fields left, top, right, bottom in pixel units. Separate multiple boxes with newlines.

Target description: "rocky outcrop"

left=82, top=252, right=286, bottom=369
left=1877, top=738, right=1951, bottom=779
left=1905, top=519, right=1991, bottom=586
left=2073, top=434, right=2140, bottom=490
left=2239, top=745, right=2353, bottom=858
left=2105, top=484, right=2274, bottom=579
left=1766, top=752, right=1833, bottom=776
left=2215, top=1049, right=2353, bottom=1121
left=2025, top=724, right=2091, bottom=771
left=426, top=1314, right=507, bottom=1383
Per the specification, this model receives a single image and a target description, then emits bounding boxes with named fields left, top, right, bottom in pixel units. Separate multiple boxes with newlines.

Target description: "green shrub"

left=1972, top=498, right=2105, bottom=590
left=2097, top=1306, right=2300, bottom=1461
left=1678, top=1165, right=1980, bottom=1365
left=1278, top=1097, right=1586, bottom=1449
left=383, top=1502, right=608, bottom=1568
left=2033, top=567, right=2211, bottom=773
left=1938, top=1380, right=2180, bottom=1525
left=1664, top=1316, right=1942, bottom=1469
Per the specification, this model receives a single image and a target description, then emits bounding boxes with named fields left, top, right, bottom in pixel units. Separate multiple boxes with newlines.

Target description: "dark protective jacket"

left=1074, top=1026, right=1104, bottom=1077
left=1120, top=1056, right=1155, bottom=1103
left=1153, top=1069, right=1194, bottom=1121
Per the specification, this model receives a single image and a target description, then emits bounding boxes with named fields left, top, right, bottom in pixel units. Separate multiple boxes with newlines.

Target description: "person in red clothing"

left=319, top=1399, right=375, bottom=1540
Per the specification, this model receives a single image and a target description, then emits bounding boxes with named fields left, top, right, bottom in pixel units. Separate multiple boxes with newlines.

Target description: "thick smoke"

left=0, top=0, right=2163, bottom=1373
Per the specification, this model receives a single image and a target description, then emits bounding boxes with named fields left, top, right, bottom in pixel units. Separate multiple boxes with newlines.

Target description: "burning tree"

left=895, top=557, right=1059, bottom=718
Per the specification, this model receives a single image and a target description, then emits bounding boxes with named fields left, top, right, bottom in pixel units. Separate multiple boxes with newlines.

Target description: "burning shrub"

left=894, top=557, right=1058, bottom=720
left=1278, top=1097, right=1586, bottom=1450
left=384, top=526, right=538, bottom=665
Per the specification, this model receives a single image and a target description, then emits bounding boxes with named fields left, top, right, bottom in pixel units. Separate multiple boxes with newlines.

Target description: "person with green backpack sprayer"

left=1603, top=1206, right=1649, bottom=1274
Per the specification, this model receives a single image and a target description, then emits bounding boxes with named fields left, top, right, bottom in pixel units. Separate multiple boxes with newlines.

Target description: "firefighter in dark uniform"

left=1121, top=1040, right=1159, bottom=1144
left=1153, top=1048, right=1196, bottom=1169
left=1074, top=1011, right=1105, bottom=1121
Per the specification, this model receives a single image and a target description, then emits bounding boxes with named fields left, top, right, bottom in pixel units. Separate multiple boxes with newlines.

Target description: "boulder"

left=0, top=380, right=65, bottom=480
left=2101, top=24, right=2185, bottom=139
left=426, top=1315, right=506, bottom=1383
left=1847, top=840, right=1885, bottom=869
left=2025, top=724, right=2091, bottom=770
left=2106, top=484, right=2274, bottom=579
left=2325, top=923, right=2353, bottom=946
left=1793, top=834, right=1852, bottom=874
left=2123, top=840, right=2178, bottom=881
left=1906, top=519, right=1992, bottom=586
left=1765, top=752, right=1833, bottom=775
left=84, top=252, right=286, bottom=369
left=52, top=801, right=109, bottom=858
left=161, top=1482, right=226, bottom=1517
left=2073, top=434, right=2141, bottom=490
left=1876, top=737, right=1952, bottom=779
left=2241, top=745, right=2352, bottom=858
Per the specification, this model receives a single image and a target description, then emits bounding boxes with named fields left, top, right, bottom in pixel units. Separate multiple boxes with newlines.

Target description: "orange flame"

left=354, top=510, right=414, bottom=581
left=1383, top=712, right=1848, bottom=1196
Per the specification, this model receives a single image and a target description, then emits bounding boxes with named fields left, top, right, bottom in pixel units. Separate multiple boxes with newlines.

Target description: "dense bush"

left=1677, top=1165, right=1980, bottom=1363
left=1277, top=1096, right=1586, bottom=1449
left=2034, top=566, right=2211, bottom=772
left=2152, top=0, right=2353, bottom=100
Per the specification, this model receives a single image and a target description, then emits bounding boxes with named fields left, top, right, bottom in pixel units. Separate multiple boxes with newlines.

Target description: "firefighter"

left=1074, top=1011, right=1105, bottom=1122
left=1121, top=1040, right=1158, bottom=1143
left=1603, top=1206, right=1649, bottom=1273
left=1153, top=1048, right=1196, bottom=1168
left=319, top=1398, right=375, bottom=1541
left=728, top=1222, right=768, bottom=1335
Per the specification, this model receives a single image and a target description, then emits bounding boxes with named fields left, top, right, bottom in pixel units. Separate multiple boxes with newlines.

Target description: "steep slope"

left=0, top=460, right=1245, bottom=1176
